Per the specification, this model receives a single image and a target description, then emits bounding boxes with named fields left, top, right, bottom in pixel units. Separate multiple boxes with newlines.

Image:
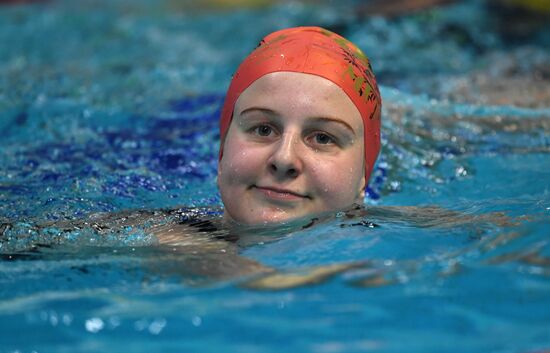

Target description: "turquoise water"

left=1, top=1, right=549, bottom=352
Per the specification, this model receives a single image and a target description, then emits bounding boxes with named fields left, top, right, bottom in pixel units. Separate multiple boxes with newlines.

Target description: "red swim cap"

left=219, top=26, right=381, bottom=184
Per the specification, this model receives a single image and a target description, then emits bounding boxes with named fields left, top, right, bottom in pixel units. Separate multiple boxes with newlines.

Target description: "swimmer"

left=150, top=27, right=381, bottom=284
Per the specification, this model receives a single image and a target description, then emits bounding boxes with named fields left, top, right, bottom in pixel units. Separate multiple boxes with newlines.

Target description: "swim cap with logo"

left=219, top=26, right=381, bottom=184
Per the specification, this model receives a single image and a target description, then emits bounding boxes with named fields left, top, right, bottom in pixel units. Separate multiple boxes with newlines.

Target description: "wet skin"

left=217, top=72, right=366, bottom=225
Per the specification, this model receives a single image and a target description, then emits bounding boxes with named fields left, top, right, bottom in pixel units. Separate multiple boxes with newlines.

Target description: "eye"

left=254, top=125, right=272, bottom=136
left=313, top=132, right=335, bottom=145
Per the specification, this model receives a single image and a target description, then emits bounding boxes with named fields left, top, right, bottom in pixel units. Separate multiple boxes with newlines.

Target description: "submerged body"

left=0, top=201, right=515, bottom=289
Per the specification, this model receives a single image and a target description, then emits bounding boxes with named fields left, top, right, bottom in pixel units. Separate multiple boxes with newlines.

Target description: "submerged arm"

left=344, top=204, right=514, bottom=229
left=148, top=222, right=274, bottom=281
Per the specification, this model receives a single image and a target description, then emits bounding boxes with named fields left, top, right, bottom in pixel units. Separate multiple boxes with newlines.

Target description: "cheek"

left=219, top=138, right=262, bottom=185
left=308, top=153, right=364, bottom=200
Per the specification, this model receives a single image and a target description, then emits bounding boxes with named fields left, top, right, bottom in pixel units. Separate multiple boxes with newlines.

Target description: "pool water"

left=1, top=0, right=549, bottom=352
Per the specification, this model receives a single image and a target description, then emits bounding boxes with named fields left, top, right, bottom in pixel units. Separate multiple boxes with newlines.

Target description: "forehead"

left=234, top=72, right=364, bottom=130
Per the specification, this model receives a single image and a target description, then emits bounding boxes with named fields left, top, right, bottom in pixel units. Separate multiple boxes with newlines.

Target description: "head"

left=217, top=26, right=381, bottom=226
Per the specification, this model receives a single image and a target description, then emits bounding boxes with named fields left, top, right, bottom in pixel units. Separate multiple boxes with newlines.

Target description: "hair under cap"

left=219, top=26, right=381, bottom=184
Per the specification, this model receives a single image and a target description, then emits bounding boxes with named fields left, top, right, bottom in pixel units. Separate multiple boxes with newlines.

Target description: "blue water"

left=1, top=1, right=549, bottom=352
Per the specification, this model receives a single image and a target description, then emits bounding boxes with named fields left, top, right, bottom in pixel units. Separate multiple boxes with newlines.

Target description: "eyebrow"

left=239, top=107, right=357, bottom=135
left=240, top=107, right=277, bottom=117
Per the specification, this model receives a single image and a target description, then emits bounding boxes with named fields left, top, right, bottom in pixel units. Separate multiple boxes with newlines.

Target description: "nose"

left=268, top=132, right=303, bottom=180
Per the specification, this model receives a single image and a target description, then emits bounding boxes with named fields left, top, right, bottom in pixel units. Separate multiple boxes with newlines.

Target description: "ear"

left=217, top=134, right=226, bottom=188
left=356, top=167, right=367, bottom=201
left=357, top=178, right=366, bottom=201
left=217, top=160, right=223, bottom=189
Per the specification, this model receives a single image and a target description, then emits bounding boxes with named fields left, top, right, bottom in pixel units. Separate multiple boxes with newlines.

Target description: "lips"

left=253, top=185, right=309, bottom=201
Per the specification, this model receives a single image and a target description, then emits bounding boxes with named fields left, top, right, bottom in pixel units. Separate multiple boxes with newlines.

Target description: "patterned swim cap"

left=219, top=26, right=381, bottom=184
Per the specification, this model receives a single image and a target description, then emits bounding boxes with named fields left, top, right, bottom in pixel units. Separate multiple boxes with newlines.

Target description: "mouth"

left=253, top=185, right=310, bottom=201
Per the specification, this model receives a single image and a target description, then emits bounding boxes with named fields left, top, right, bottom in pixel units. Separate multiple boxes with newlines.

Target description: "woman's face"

left=218, top=71, right=365, bottom=225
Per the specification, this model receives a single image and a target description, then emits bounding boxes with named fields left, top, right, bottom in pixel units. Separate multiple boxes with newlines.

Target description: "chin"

left=224, top=208, right=311, bottom=227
